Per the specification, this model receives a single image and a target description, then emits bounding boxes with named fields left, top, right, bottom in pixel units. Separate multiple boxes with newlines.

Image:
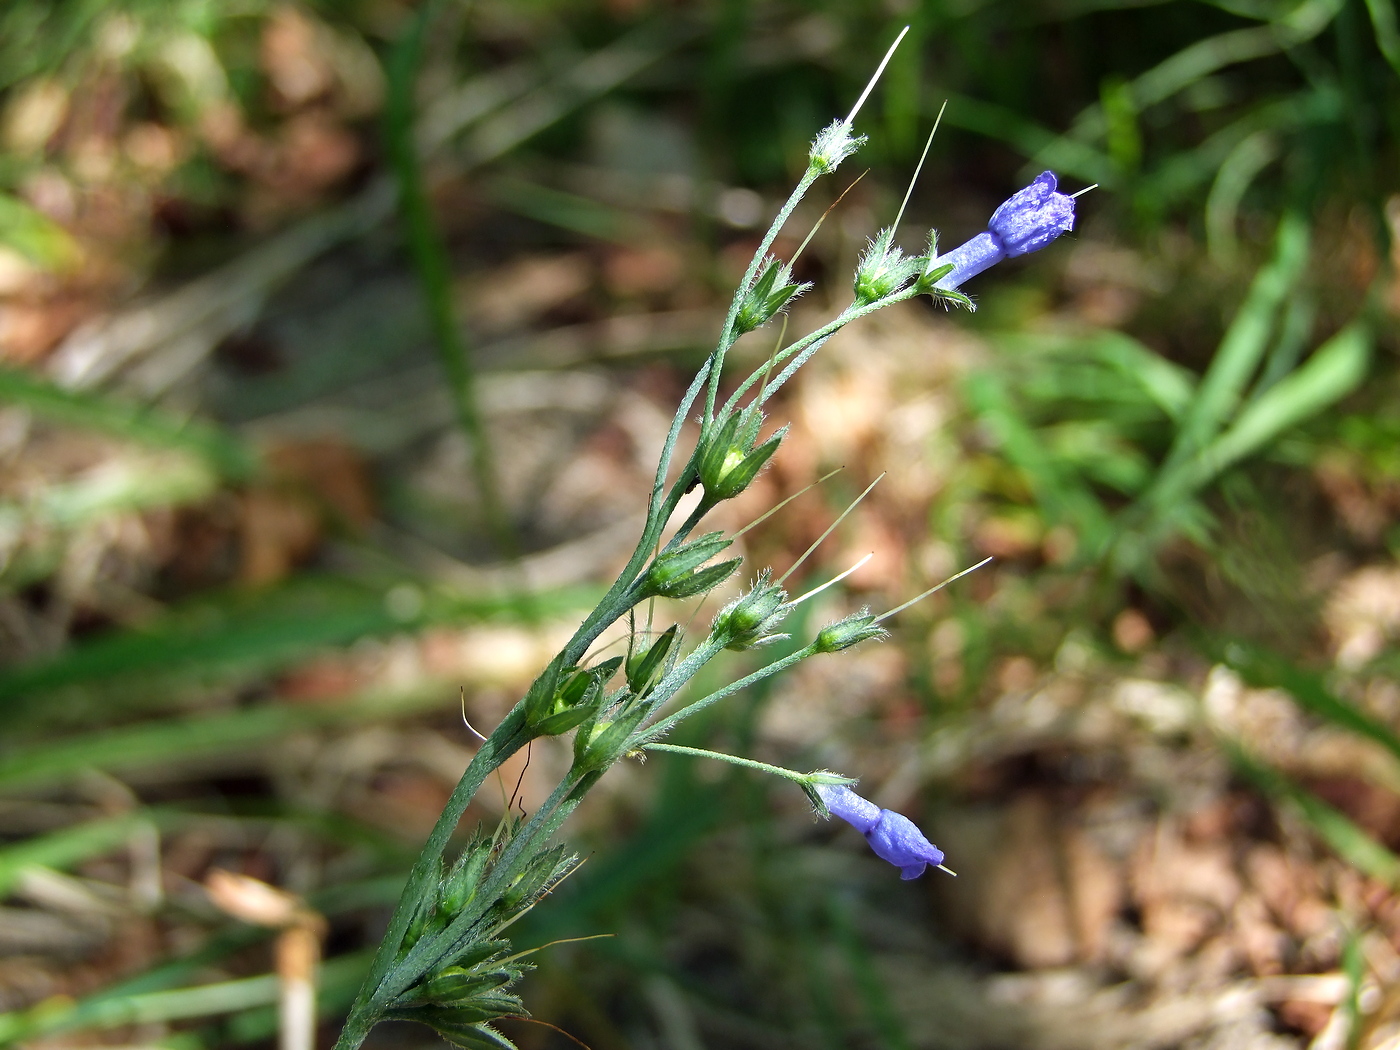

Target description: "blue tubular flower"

left=816, top=784, right=946, bottom=880
left=929, top=171, right=1076, bottom=291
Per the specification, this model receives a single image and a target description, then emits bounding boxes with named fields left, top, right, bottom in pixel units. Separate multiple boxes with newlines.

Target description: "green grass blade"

left=0, top=579, right=405, bottom=710
left=0, top=875, right=399, bottom=1045
left=1222, top=639, right=1400, bottom=765
left=385, top=0, right=512, bottom=558
left=964, top=370, right=1114, bottom=555
left=1090, top=331, right=1197, bottom=422
left=0, top=814, right=150, bottom=895
left=940, top=93, right=1114, bottom=186
left=1227, top=742, right=1400, bottom=885
left=488, top=176, right=640, bottom=243
left=1, top=452, right=219, bottom=534
left=1159, top=213, right=1310, bottom=476
left=1363, top=0, right=1400, bottom=75
left=0, top=577, right=592, bottom=719
left=0, top=951, right=372, bottom=1044
left=1187, top=321, right=1369, bottom=486
left=1205, top=130, right=1280, bottom=265
left=0, top=366, right=257, bottom=480
left=0, top=707, right=308, bottom=792
left=828, top=897, right=914, bottom=1050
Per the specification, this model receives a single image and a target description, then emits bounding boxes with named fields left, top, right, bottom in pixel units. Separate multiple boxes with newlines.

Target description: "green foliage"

left=961, top=212, right=1373, bottom=583
left=0, top=192, right=79, bottom=269
left=1, top=0, right=1397, bottom=1044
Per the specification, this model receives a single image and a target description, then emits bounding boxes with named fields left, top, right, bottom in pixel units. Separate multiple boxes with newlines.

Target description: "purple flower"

left=930, top=171, right=1076, bottom=290
left=816, top=784, right=947, bottom=880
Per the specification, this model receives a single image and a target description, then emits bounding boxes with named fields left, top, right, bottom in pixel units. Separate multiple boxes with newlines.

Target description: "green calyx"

left=912, top=230, right=974, bottom=308
left=814, top=609, right=887, bottom=653
left=524, top=655, right=623, bottom=735
left=713, top=572, right=789, bottom=650
left=641, top=532, right=740, bottom=600
left=808, top=119, right=866, bottom=175
left=734, top=257, right=809, bottom=335
left=625, top=624, right=678, bottom=696
left=572, top=704, right=648, bottom=772
left=853, top=227, right=922, bottom=305
left=697, top=410, right=786, bottom=503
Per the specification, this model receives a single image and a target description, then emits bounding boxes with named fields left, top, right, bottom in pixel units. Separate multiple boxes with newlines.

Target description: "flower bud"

left=625, top=624, right=678, bottom=696
left=853, top=228, right=921, bottom=305
left=697, top=412, right=786, bottom=503
left=735, top=258, right=809, bottom=335
left=923, top=171, right=1076, bottom=292
left=572, top=705, right=648, bottom=772
left=641, top=532, right=740, bottom=599
left=438, top=838, right=491, bottom=916
left=712, top=573, right=788, bottom=650
left=808, top=119, right=866, bottom=175
left=525, top=656, right=621, bottom=736
left=814, top=609, right=888, bottom=653
left=407, top=966, right=513, bottom=1007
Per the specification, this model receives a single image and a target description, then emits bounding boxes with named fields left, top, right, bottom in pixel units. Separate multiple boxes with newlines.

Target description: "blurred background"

left=0, top=0, right=1398, bottom=1047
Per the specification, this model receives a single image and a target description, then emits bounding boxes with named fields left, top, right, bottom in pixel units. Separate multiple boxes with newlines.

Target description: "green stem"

left=723, top=284, right=921, bottom=419
left=706, top=168, right=822, bottom=422
left=635, top=642, right=818, bottom=745
left=375, top=770, right=586, bottom=1006
left=386, top=1, right=515, bottom=559
left=334, top=708, right=530, bottom=1050
left=642, top=742, right=818, bottom=784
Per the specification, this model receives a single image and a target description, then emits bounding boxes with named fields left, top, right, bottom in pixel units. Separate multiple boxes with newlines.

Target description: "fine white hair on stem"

left=776, top=473, right=885, bottom=586
left=789, top=552, right=874, bottom=606
left=844, top=25, right=911, bottom=127
left=872, top=556, right=994, bottom=624
left=892, top=100, right=947, bottom=238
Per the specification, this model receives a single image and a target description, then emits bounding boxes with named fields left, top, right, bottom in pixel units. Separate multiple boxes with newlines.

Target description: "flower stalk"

left=335, top=31, right=1080, bottom=1050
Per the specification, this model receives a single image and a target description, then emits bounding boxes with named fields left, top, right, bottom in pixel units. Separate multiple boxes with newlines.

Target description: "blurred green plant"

left=0, top=1, right=1396, bottom=1046
left=963, top=212, right=1373, bottom=586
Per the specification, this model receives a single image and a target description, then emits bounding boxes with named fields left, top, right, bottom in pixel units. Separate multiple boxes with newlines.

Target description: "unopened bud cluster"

left=389, top=832, right=577, bottom=1047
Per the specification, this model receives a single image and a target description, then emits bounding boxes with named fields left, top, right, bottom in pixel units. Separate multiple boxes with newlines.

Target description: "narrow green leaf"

left=1189, top=321, right=1369, bottom=486
left=0, top=952, right=372, bottom=1043
left=0, top=814, right=149, bottom=896
left=1222, top=639, right=1400, bottom=765
left=0, top=191, right=79, bottom=270
left=964, top=371, right=1113, bottom=555
left=0, top=367, right=257, bottom=480
left=1363, top=0, right=1400, bottom=75
left=1092, top=331, right=1196, bottom=422
left=1163, top=213, right=1310, bottom=474
left=0, top=707, right=307, bottom=792
left=1227, top=743, right=1400, bottom=885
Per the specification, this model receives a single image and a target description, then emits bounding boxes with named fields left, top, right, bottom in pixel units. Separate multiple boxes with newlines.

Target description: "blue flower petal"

left=815, top=784, right=945, bottom=879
